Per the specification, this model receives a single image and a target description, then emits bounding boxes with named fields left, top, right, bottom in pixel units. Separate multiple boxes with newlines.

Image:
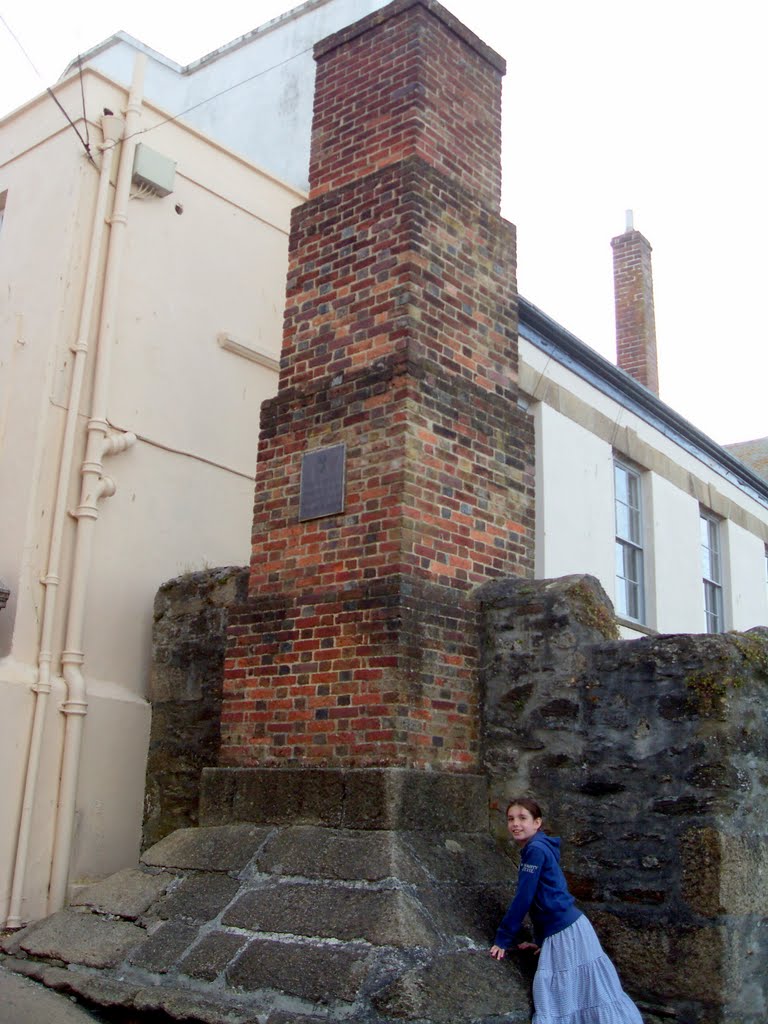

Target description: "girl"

left=490, top=798, right=643, bottom=1023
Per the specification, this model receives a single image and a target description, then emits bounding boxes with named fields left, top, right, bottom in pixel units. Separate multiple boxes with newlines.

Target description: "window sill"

left=616, top=616, right=658, bottom=637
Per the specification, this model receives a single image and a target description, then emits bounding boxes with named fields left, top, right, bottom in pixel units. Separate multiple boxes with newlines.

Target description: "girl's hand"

left=489, top=944, right=506, bottom=959
left=516, top=942, right=540, bottom=954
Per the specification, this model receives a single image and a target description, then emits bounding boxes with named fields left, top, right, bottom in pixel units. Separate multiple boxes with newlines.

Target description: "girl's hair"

left=506, top=797, right=543, bottom=820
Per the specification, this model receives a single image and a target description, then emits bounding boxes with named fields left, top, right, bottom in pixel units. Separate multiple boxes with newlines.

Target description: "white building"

left=520, top=293, right=768, bottom=637
left=1, top=0, right=765, bottom=927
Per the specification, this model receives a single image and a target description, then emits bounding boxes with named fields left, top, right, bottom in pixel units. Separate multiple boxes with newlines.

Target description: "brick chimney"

left=219, top=0, right=534, bottom=771
left=611, top=212, right=659, bottom=395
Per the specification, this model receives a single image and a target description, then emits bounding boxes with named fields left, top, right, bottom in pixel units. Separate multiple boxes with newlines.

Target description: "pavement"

left=0, top=965, right=102, bottom=1023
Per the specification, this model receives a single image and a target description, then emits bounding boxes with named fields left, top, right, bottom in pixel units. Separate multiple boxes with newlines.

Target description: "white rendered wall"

left=534, top=401, right=615, bottom=588
left=71, top=0, right=390, bottom=191
left=523, top=336, right=768, bottom=637
left=646, top=476, right=703, bottom=633
left=727, top=520, right=768, bottom=630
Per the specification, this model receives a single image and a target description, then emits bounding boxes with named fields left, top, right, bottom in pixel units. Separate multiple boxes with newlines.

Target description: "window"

left=614, top=460, right=645, bottom=622
left=700, top=511, right=724, bottom=633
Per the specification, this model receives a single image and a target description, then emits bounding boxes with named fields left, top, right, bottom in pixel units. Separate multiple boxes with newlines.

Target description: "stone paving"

left=0, top=965, right=102, bottom=1024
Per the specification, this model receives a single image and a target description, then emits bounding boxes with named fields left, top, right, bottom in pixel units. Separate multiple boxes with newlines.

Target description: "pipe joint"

left=71, top=502, right=98, bottom=521
left=61, top=658, right=87, bottom=711
left=70, top=338, right=88, bottom=355
left=60, top=699, right=88, bottom=717
left=103, top=430, right=137, bottom=457
left=33, top=654, right=54, bottom=695
left=71, top=474, right=114, bottom=519
left=97, top=475, right=117, bottom=500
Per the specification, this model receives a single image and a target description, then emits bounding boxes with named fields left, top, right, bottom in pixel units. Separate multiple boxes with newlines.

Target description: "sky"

left=1, top=0, right=766, bottom=447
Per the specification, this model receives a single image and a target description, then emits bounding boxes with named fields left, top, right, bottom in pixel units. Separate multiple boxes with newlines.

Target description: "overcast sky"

left=1, top=0, right=766, bottom=446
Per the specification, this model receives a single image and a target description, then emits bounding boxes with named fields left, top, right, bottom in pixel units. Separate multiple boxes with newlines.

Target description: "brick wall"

left=220, top=0, right=534, bottom=770
left=308, top=0, right=505, bottom=205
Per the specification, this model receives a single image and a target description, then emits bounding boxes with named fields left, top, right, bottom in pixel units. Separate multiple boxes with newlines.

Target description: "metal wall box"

left=132, top=144, right=177, bottom=197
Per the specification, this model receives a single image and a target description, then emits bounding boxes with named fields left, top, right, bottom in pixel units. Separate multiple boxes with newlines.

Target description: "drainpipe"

left=5, top=113, right=125, bottom=930
left=47, top=55, right=145, bottom=914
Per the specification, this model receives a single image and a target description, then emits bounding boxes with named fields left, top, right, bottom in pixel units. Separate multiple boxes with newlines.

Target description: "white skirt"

left=532, top=915, right=643, bottom=1024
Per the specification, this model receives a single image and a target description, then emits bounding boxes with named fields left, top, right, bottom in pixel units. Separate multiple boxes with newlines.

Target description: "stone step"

left=2, top=818, right=530, bottom=1022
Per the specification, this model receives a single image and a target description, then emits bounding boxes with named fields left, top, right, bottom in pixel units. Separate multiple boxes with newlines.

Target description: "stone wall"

left=479, top=574, right=768, bottom=1024
left=143, top=567, right=248, bottom=849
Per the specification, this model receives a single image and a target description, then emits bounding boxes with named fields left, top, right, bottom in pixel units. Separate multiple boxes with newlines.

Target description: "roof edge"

left=519, top=296, right=768, bottom=508
left=59, top=32, right=183, bottom=81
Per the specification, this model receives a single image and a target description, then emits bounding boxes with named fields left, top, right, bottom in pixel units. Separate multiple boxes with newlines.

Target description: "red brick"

left=219, top=0, right=534, bottom=770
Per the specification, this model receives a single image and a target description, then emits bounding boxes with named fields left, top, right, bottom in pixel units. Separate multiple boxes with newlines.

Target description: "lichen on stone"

left=727, top=630, right=768, bottom=682
left=565, top=580, right=620, bottom=640
left=684, top=630, right=768, bottom=716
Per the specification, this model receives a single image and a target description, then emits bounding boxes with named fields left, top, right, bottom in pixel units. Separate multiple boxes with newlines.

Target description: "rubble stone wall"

left=144, top=567, right=248, bottom=849
left=479, top=574, right=768, bottom=1024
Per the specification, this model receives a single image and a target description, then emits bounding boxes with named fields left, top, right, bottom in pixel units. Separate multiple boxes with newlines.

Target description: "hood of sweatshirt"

left=526, top=833, right=562, bottom=861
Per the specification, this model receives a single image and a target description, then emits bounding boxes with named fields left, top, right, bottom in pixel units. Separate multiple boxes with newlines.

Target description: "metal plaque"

left=299, top=443, right=346, bottom=522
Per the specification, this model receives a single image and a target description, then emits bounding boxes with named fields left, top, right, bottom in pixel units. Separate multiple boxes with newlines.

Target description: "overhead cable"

left=1, top=12, right=95, bottom=164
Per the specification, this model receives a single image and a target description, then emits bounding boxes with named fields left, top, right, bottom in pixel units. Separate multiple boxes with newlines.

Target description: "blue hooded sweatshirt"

left=494, top=832, right=582, bottom=948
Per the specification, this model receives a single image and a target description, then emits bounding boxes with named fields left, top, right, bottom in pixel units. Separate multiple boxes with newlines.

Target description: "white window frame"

left=700, top=510, right=724, bottom=633
left=614, top=459, right=645, bottom=624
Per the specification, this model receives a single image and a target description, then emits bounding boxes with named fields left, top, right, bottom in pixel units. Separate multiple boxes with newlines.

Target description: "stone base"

left=3, top=769, right=533, bottom=1023
left=200, top=766, right=490, bottom=831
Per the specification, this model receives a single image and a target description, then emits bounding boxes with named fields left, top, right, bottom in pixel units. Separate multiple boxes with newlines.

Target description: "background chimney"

left=611, top=211, right=659, bottom=395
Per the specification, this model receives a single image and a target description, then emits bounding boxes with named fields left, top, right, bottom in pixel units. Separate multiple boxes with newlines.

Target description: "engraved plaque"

left=299, top=444, right=346, bottom=521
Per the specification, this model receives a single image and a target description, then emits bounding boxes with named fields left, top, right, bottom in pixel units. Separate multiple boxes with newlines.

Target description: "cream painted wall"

left=82, top=447, right=258, bottom=688
left=0, top=673, right=64, bottom=924
left=0, top=132, right=93, bottom=661
left=0, top=70, right=301, bottom=924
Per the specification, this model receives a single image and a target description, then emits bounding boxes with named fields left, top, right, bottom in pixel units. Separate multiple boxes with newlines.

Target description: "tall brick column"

left=612, top=217, right=659, bottom=395
left=220, top=0, right=534, bottom=771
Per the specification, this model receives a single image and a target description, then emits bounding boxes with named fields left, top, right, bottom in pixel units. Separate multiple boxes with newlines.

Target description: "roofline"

left=59, top=32, right=183, bottom=80
left=58, top=0, right=351, bottom=83
left=184, top=0, right=341, bottom=74
left=518, top=296, right=768, bottom=508
left=1, top=66, right=306, bottom=202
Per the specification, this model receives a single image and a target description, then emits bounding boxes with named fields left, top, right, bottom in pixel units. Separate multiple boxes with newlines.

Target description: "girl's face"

left=506, top=805, right=542, bottom=847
